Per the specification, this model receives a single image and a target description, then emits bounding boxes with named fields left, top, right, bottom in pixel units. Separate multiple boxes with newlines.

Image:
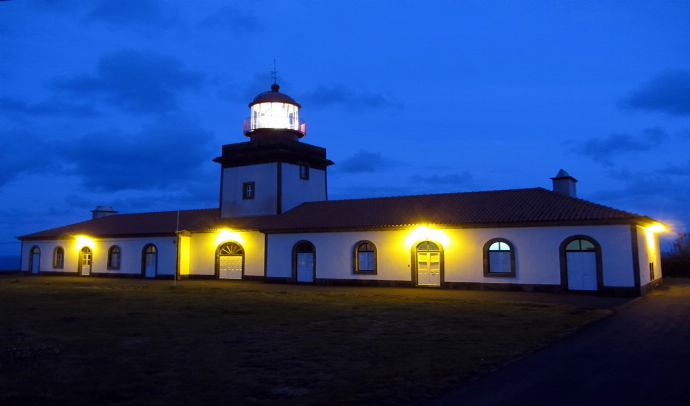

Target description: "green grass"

left=0, top=277, right=610, bottom=406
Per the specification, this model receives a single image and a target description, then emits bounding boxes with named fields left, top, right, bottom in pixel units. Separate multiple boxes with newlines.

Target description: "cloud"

left=620, top=69, right=690, bottom=116
left=410, top=172, right=473, bottom=185
left=0, top=130, right=59, bottom=186
left=300, top=84, right=403, bottom=110
left=56, top=116, right=215, bottom=192
left=576, top=127, right=666, bottom=165
left=0, top=96, right=99, bottom=119
left=336, top=150, right=404, bottom=173
left=217, top=71, right=281, bottom=104
left=50, top=49, right=204, bottom=114
left=660, top=160, right=690, bottom=177
left=197, top=5, right=259, bottom=35
left=87, top=0, right=179, bottom=29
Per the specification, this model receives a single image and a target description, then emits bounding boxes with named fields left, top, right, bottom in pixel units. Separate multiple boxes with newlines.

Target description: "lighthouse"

left=214, top=82, right=334, bottom=218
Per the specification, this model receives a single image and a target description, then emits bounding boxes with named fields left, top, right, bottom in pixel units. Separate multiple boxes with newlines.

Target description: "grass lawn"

left=0, top=277, right=610, bottom=406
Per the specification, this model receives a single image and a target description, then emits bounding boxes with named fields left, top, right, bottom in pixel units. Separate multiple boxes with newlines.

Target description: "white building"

left=18, top=83, right=665, bottom=296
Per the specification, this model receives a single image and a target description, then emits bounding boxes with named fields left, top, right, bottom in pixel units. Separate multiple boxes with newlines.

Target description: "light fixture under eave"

left=648, top=223, right=666, bottom=233
left=75, top=235, right=93, bottom=248
left=215, top=229, right=243, bottom=245
left=404, top=225, right=451, bottom=248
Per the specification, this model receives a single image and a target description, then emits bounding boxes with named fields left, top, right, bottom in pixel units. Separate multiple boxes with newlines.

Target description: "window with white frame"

left=483, top=239, right=516, bottom=277
left=354, top=241, right=376, bottom=274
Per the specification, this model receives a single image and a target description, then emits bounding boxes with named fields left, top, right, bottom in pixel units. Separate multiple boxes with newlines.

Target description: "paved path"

left=427, top=278, right=690, bottom=406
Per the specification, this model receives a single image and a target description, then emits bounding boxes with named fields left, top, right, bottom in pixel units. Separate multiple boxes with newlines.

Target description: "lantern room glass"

left=250, top=102, right=300, bottom=131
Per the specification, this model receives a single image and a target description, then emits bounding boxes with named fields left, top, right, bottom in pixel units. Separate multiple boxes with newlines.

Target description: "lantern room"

left=244, top=83, right=306, bottom=140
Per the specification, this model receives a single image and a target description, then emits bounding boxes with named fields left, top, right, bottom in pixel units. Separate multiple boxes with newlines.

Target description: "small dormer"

left=244, top=83, right=306, bottom=141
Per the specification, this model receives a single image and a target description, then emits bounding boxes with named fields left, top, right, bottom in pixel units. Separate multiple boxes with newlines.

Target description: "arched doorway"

left=216, top=242, right=244, bottom=280
left=142, top=244, right=157, bottom=278
left=293, top=241, right=315, bottom=283
left=29, top=246, right=40, bottom=274
left=79, top=247, right=92, bottom=276
left=415, top=241, right=442, bottom=286
left=561, top=236, right=602, bottom=291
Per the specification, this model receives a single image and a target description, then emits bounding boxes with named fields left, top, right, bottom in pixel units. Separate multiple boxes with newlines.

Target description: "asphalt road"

left=427, top=278, right=690, bottom=406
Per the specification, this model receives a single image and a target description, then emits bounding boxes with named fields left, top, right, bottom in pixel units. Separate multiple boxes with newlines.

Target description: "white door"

left=80, top=249, right=92, bottom=276
left=296, top=253, right=314, bottom=283
left=30, top=252, right=40, bottom=274
left=417, top=252, right=440, bottom=286
left=567, top=252, right=597, bottom=290
left=145, top=252, right=157, bottom=278
left=219, top=255, right=243, bottom=279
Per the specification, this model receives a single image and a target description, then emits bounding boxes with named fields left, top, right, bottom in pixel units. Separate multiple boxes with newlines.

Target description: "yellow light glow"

left=648, top=223, right=666, bottom=233
left=75, top=235, right=93, bottom=249
left=404, top=225, right=451, bottom=248
left=215, top=229, right=243, bottom=245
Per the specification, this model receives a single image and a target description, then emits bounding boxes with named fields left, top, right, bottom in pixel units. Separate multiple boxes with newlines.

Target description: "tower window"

left=243, top=182, right=255, bottom=199
left=299, top=163, right=309, bottom=180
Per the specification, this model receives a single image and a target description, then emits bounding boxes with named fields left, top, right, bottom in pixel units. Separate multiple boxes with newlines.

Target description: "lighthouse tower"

left=214, top=83, right=334, bottom=218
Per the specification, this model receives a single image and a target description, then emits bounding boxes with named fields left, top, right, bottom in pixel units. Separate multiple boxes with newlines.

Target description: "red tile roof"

left=260, top=188, right=652, bottom=232
left=19, top=188, right=653, bottom=240
left=19, top=209, right=275, bottom=240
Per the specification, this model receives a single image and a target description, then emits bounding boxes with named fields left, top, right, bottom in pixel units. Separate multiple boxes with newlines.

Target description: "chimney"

left=551, top=169, right=577, bottom=197
left=92, top=205, right=118, bottom=219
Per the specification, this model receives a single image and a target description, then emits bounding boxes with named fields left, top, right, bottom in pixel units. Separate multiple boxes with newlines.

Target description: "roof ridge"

left=310, top=187, right=544, bottom=205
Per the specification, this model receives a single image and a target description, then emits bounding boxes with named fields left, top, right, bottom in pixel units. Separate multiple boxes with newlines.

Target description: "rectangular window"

left=489, top=251, right=511, bottom=273
left=358, top=252, right=375, bottom=271
left=243, top=182, right=255, bottom=199
left=299, top=163, right=309, bottom=180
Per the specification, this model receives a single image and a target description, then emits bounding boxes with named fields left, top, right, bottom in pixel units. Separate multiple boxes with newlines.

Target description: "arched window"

left=560, top=236, right=602, bottom=291
left=216, top=242, right=244, bottom=280
left=353, top=241, right=377, bottom=274
left=108, top=246, right=121, bottom=269
left=483, top=238, right=516, bottom=277
left=293, top=241, right=315, bottom=283
left=142, top=244, right=157, bottom=278
left=29, top=246, right=41, bottom=274
left=414, top=241, right=443, bottom=286
left=53, top=247, right=64, bottom=269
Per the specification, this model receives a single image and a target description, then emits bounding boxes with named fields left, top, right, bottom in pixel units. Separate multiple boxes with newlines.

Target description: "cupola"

left=243, top=83, right=306, bottom=141
left=551, top=169, right=577, bottom=197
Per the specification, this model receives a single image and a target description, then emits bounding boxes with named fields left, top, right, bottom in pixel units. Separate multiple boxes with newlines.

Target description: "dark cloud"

left=660, top=160, right=690, bottom=177
left=50, top=49, right=204, bottom=114
left=300, top=84, right=403, bottom=111
left=87, top=0, right=179, bottom=29
left=620, top=70, right=690, bottom=116
left=197, top=5, right=259, bottom=34
left=0, top=96, right=99, bottom=119
left=57, top=116, right=215, bottom=192
left=410, top=172, right=473, bottom=185
left=217, top=72, right=281, bottom=104
left=576, top=127, right=666, bottom=165
left=586, top=169, right=690, bottom=230
left=336, top=150, right=404, bottom=174
left=0, top=130, right=58, bottom=186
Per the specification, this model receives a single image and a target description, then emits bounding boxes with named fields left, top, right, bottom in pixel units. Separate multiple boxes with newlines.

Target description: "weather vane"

left=271, top=60, right=278, bottom=84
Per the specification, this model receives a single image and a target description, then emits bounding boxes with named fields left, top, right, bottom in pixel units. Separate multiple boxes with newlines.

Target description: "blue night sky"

left=1, top=0, right=690, bottom=266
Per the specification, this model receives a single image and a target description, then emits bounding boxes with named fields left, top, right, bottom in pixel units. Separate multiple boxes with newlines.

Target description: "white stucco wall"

left=636, top=225, right=662, bottom=286
left=266, top=225, right=639, bottom=288
left=21, top=236, right=178, bottom=276
left=281, top=163, right=327, bottom=212
left=221, top=163, right=278, bottom=217
left=186, top=231, right=265, bottom=277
